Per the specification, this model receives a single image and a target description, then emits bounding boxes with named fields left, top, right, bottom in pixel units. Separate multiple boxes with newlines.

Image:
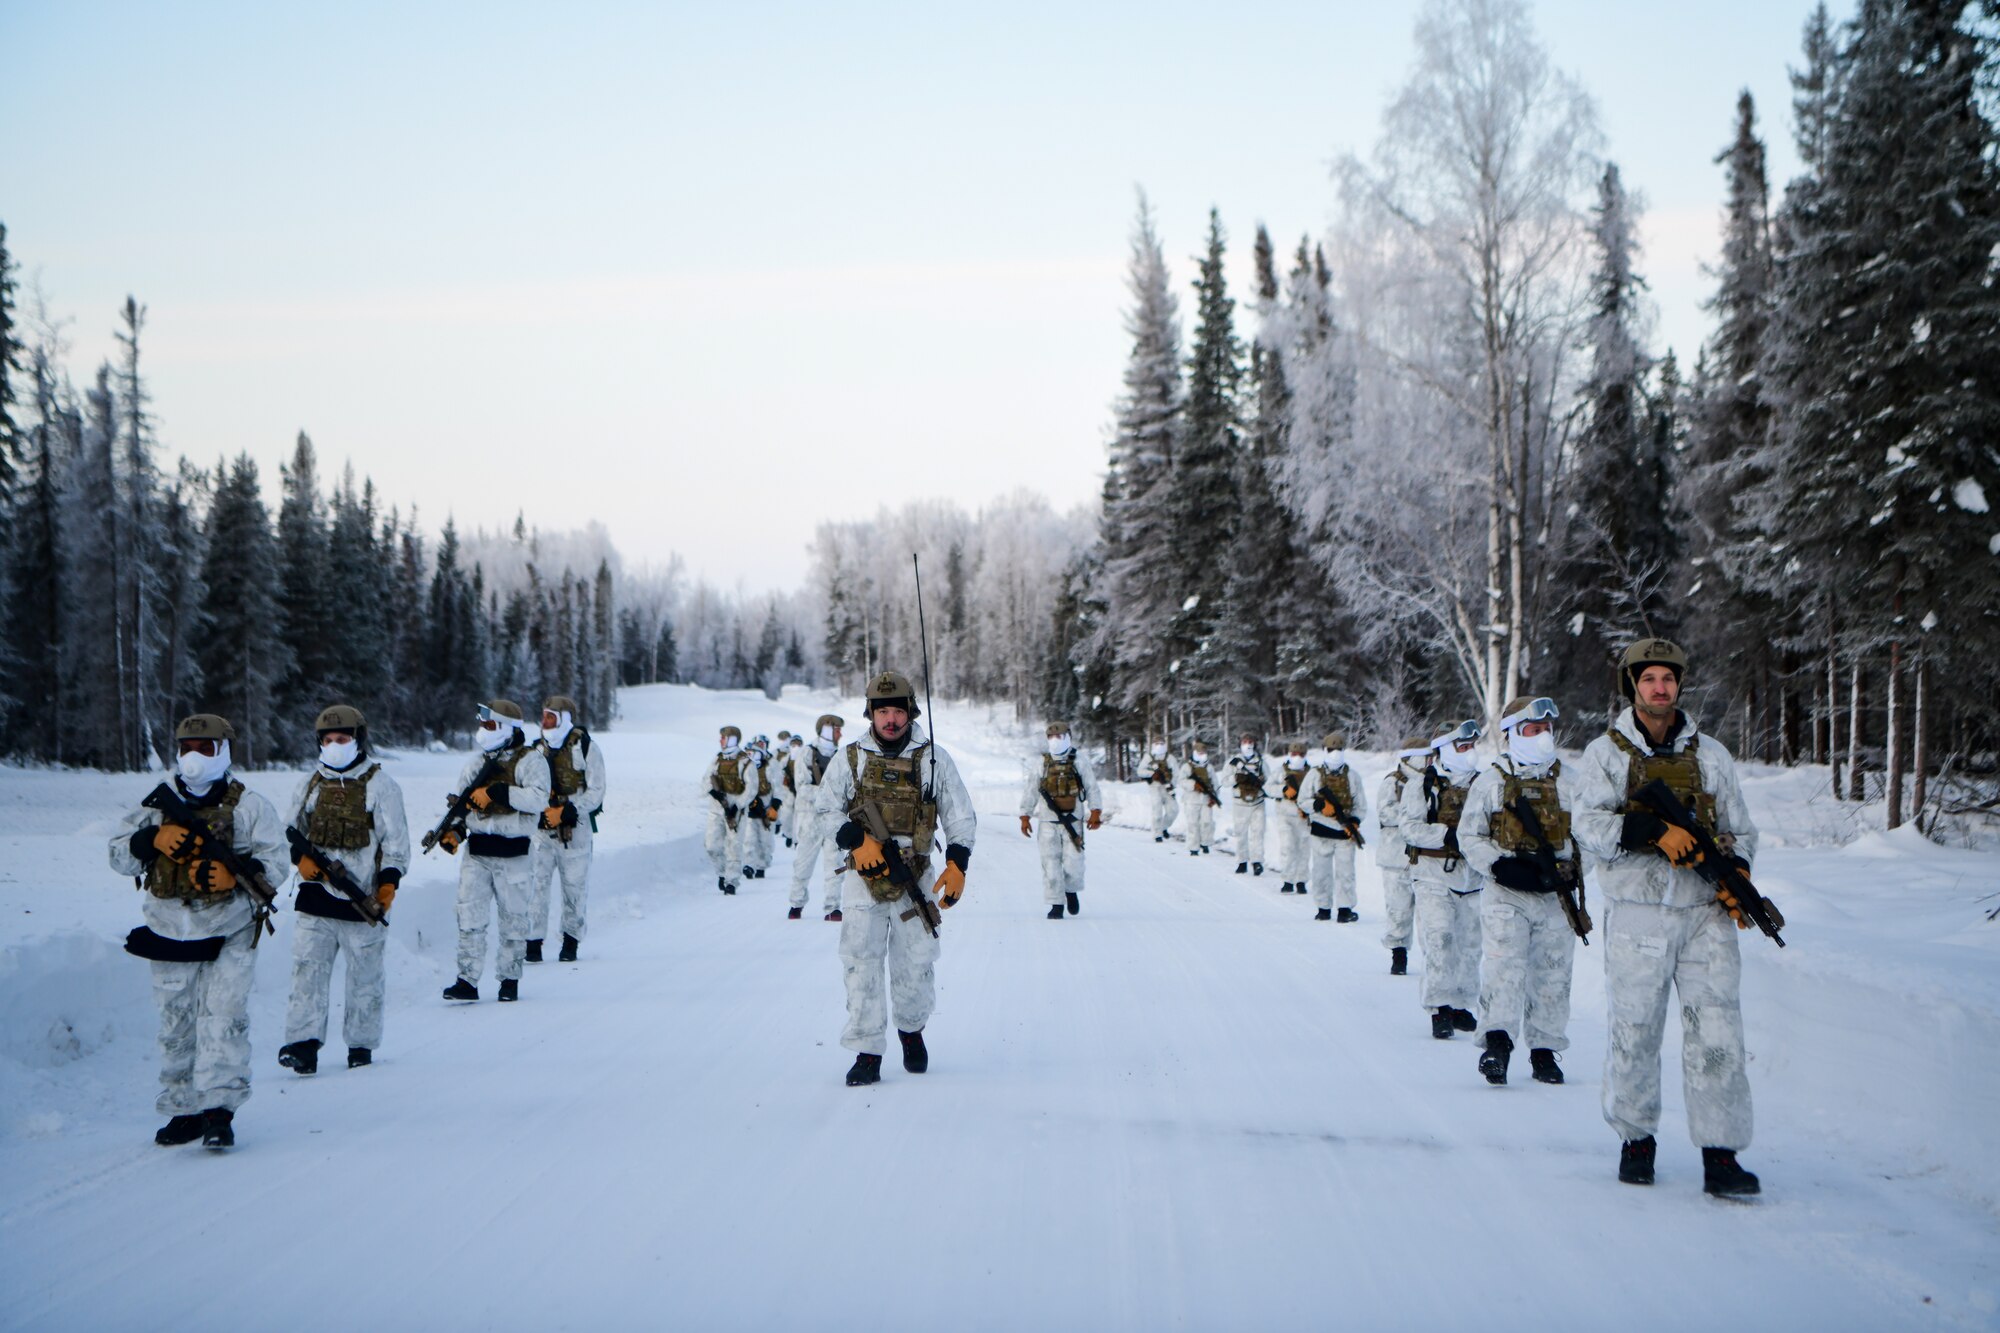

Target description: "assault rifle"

left=855, top=799, right=940, bottom=938
left=1509, top=794, right=1590, bottom=944
left=420, top=756, right=504, bottom=855
left=1316, top=782, right=1368, bottom=849
left=1631, top=778, right=1786, bottom=947
left=1190, top=767, right=1221, bottom=808
left=708, top=787, right=740, bottom=831
left=285, top=826, right=388, bottom=925
left=1038, top=783, right=1086, bottom=852
left=140, top=784, right=279, bottom=942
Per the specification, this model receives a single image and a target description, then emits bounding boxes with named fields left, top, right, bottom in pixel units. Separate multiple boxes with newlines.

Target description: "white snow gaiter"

left=1508, top=730, right=1557, bottom=767
left=177, top=742, right=231, bottom=792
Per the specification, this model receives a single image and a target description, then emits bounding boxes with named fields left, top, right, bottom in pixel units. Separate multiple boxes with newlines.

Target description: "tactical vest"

left=304, top=764, right=379, bottom=851
left=1413, top=774, right=1470, bottom=860
left=1041, top=754, right=1083, bottom=812
left=784, top=753, right=798, bottom=792
left=1147, top=758, right=1173, bottom=785
left=146, top=781, right=247, bottom=901
left=1188, top=762, right=1213, bottom=791
left=845, top=742, right=939, bottom=861
left=478, top=746, right=530, bottom=815
left=1233, top=759, right=1266, bottom=801
left=715, top=753, right=746, bottom=797
left=809, top=747, right=831, bottom=786
left=1281, top=765, right=1307, bottom=803
left=1488, top=760, right=1571, bottom=852
left=547, top=731, right=590, bottom=800
left=1609, top=729, right=1717, bottom=831
left=756, top=758, right=772, bottom=799
left=1315, top=765, right=1354, bottom=814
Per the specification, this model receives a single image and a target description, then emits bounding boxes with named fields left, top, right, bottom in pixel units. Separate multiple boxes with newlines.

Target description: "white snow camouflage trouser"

left=704, top=806, right=747, bottom=887
left=1232, top=802, right=1266, bottom=863
left=1183, top=791, right=1217, bottom=849
left=1036, top=821, right=1085, bottom=904
left=1273, top=806, right=1309, bottom=882
left=745, top=811, right=774, bottom=871
left=1477, top=883, right=1576, bottom=1051
left=839, top=870, right=941, bottom=1055
left=1602, top=900, right=1753, bottom=1151
left=788, top=810, right=845, bottom=912
left=1414, top=881, right=1482, bottom=1011
left=456, top=853, right=533, bottom=983
left=528, top=829, right=593, bottom=942
left=284, top=912, right=386, bottom=1051
left=1306, top=834, right=1358, bottom=910
left=1379, top=865, right=1415, bottom=949
left=151, top=922, right=257, bottom=1115
left=1149, top=783, right=1178, bottom=838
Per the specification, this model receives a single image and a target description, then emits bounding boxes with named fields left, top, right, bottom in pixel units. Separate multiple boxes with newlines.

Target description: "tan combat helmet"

left=1498, top=696, right=1560, bottom=731
left=314, top=704, right=366, bottom=735
left=865, top=670, right=920, bottom=718
left=815, top=713, right=845, bottom=734
left=1287, top=739, right=1308, bottom=755
left=1322, top=731, right=1347, bottom=751
left=543, top=694, right=580, bottom=722
left=1396, top=733, right=1431, bottom=760
left=1619, top=638, right=1688, bottom=699
left=482, top=699, right=525, bottom=722
left=1046, top=720, right=1072, bottom=737
left=719, top=725, right=743, bottom=743
left=176, top=713, right=237, bottom=742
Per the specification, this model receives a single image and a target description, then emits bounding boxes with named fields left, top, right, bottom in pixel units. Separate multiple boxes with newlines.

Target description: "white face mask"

left=819, top=725, right=837, bottom=743
left=1324, top=749, right=1345, bottom=769
left=1046, top=734, right=1073, bottom=757
left=478, top=722, right=512, bottom=752
left=1285, top=754, right=1306, bottom=769
left=1240, top=743, right=1256, bottom=758
left=542, top=713, right=573, bottom=748
left=1509, top=729, right=1557, bottom=767
left=319, top=738, right=359, bottom=770
left=1150, top=743, right=1167, bottom=758
left=720, top=738, right=740, bottom=756
left=1438, top=744, right=1479, bottom=779
left=1192, top=751, right=1207, bottom=765
left=177, top=741, right=231, bottom=790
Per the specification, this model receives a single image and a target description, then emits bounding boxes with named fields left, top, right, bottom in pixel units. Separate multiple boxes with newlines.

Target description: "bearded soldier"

left=1227, top=733, right=1269, bottom=875
left=1297, top=733, right=1368, bottom=923
left=702, top=725, right=756, bottom=895
left=1140, top=738, right=1179, bottom=843
left=1458, top=697, right=1580, bottom=1087
left=109, top=714, right=289, bottom=1149
left=1376, top=735, right=1430, bottom=975
left=1272, top=741, right=1311, bottom=894
left=1177, top=741, right=1221, bottom=856
left=788, top=714, right=847, bottom=921
left=1401, top=719, right=1484, bottom=1040
left=818, top=671, right=976, bottom=1086
left=526, top=695, right=606, bottom=964
left=1572, top=639, right=1763, bottom=1197
left=438, top=701, right=551, bottom=1003
left=1019, top=721, right=1104, bottom=919
left=743, top=734, right=777, bottom=881
left=278, top=705, right=409, bottom=1075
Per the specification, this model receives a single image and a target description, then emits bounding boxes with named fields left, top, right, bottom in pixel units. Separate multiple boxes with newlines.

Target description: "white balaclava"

left=477, top=721, right=514, bottom=753
left=1284, top=751, right=1307, bottom=770
left=542, top=711, right=574, bottom=748
left=1324, top=748, right=1346, bottom=769
left=815, top=727, right=836, bottom=755
left=319, top=737, right=360, bottom=770
left=177, top=741, right=231, bottom=793
left=720, top=734, right=741, bottom=757
left=1509, top=727, right=1557, bottom=767
left=1239, top=741, right=1256, bottom=758
left=1437, top=742, right=1479, bottom=779
left=1151, top=742, right=1167, bottom=758
left=1046, top=732, right=1073, bottom=758
left=1192, top=747, right=1208, bottom=764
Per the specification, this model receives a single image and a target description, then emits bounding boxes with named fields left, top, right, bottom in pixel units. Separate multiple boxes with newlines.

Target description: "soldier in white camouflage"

left=1375, top=735, right=1431, bottom=975
left=1019, top=720, right=1104, bottom=919
left=703, top=725, right=756, bottom=895
left=787, top=714, right=847, bottom=921
left=1226, top=734, right=1270, bottom=875
left=1271, top=741, right=1312, bottom=895
left=1400, top=719, right=1485, bottom=1040
left=1297, top=732, right=1368, bottom=923
left=1177, top=741, right=1221, bottom=856
left=526, top=694, right=606, bottom=964
left=438, top=700, right=551, bottom=1003
left=109, top=713, right=291, bottom=1149
left=1140, top=738, right=1179, bottom=843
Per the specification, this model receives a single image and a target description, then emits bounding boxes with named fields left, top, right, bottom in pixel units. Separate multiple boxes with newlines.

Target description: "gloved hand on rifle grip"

left=541, top=805, right=565, bottom=831
left=296, top=851, right=327, bottom=884
left=153, top=823, right=202, bottom=863
left=189, top=858, right=237, bottom=894
left=1490, top=855, right=1543, bottom=893
left=469, top=785, right=496, bottom=812
left=933, top=862, right=965, bottom=907
left=851, top=832, right=890, bottom=882
left=438, top=828, right=462, bottom=855
left=1715, top=883, right=1748, bottom=928
left=1654, top=824, right=1704, bottom=866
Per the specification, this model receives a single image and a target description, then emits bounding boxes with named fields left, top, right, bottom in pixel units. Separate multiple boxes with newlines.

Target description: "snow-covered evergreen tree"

left=197, top=455, right=287, bottom=764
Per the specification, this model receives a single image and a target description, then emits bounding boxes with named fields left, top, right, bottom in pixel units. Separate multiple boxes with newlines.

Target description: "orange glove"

left=933, top=862, right=966, bottom=907
left=439, top=828, right=462, bottom=855
left=189, top=858, right=237, bottom=893
left=852, top=832, right=890, bottom=881
left=763, top=804, right=780, bottom=824
left=469, top=785, right=497, bottom=812
left=1655, top=825, right=1704, bottom=866
left=374, top=882, right=398, bottom=912
left=1086, top=809, right=1102, bottom=831
left=1715, top=884, right=1749, bottom=928
left=1019, top=815, right=1033, bottom=838
left=541, top=805, right=565, bottom=831
left=153, top=823, right=201, bottom=863
left=296, top=852, right=327, bottom=884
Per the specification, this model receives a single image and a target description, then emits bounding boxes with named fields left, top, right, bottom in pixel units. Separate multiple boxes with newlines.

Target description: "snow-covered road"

left=2, top=684, right=1996, bottom=1331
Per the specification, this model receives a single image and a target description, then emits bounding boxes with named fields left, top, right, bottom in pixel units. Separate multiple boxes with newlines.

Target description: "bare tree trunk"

left=1885, top=639, right=1904, bottom=829
left=1911, top=654, right=1928, bottom=829
left=1847, top=659, right=1864, bottom=801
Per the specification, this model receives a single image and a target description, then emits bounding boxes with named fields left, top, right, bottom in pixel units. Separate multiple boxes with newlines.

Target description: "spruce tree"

left=0, top=341, right=67, bottom=757
left=274, top=432, right=332, bottom=755
left=0, top=223, right=19, bottom=492
left=198, top=456, right=287, bottom=764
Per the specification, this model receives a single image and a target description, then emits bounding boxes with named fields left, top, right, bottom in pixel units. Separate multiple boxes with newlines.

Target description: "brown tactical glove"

left=188, top=858, right=237, bottom=894
left=438, top=828, right=462, bottom=855
left=933, top=862, right=966, bottom=908
left=469, top=784, right=499, bottom=812
left=852, top=832, right=890, bottom=882
left=1086, top=809, right=1102, bottom=831
left=1020, top=815, right=1034, bottom=838
left=374, top=881, right=398, bottom=912
left=153, top=823, right=202, bottom=863
left=296, top=852, right=327, bottom=884
left=1654, top=824, right=1704, bottom=867
left=541, top=805, right=566, bottom=831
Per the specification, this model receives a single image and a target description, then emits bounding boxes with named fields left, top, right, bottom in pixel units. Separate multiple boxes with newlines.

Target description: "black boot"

left=442, top=977, right=478, bottom=1002
left=1390, top=947, right=1408, bottom=975
left=155, top=1114, right=204, bottom=1146
left=278, top=1038, right=320, bottom=1075
left=824, top=909, right=843, bottom=922
left=497, top=978, right=518, bottom=1002
left=718, top=876, right=728, bottom=893
left=1252, top=862, right=1264, bottom=876
left=1479, top=1030, right=1513, bottom=1085
left=1065, top=892, right=1080, bottom=916
left=1336, top=907, right=1359, bottom=923
left=1619, top=1136, right=1657, bottom=1185
left=1452, top=1008, right=1477, bottom=1032
left=1189, top=848, right=1198, bottom=856
left=787, top=906, right=803, bottom=920
left=1279, top=882, right=1293, bottom=893
left=201, top=1107, right=234, bottom=1149
left=558, top=934, right=579, bottom=963
left=1530, top=1048, right=1563, bottom=1084
left=722, top=883, right=736, bottom=896
left=1431, top=1008, right=1455, bottom=1039
left=1702, top=1148, right=1761, bottom=1197
left=743, top=864, right=754, bottom=880
left=898, top=1029, right=929, bottom=1074
left=845, top=1053, right=882, bottom=1086
left=1314, top=908, right=1332, bottom=921
left=348, top=1047, right=372, bottom=1069
left=1235, top=861, right=1248, bottom=874
left=524, top=939, right=543, bottom=963
left=1047, top=904, right=1065, bottom=920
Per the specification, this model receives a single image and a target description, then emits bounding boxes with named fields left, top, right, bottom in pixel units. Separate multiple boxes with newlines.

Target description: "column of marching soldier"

left=112, top=643, right=1779, bottom=1197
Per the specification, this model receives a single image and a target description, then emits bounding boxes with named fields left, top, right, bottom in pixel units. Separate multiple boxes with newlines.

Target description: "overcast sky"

left=4, top=0, right=1848, bottom=593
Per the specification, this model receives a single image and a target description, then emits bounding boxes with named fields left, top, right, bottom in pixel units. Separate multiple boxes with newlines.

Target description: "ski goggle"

left=1500, top=697, right=1559, bottom=731
left=1431, top=718, right=1484, bottom=750
left=476, top=705, right=519, bottom=728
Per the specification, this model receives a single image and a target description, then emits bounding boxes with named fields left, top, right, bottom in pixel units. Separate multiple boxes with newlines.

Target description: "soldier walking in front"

left=1178, top=742, right=1221, bottom=855
left=438, top=701, right=551, bottom=1003
left=526, top=695, right=606, bottom=964
left=703, top=725, right=756, bottom=895
left=1020, top=721, right=1103, bottom=919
